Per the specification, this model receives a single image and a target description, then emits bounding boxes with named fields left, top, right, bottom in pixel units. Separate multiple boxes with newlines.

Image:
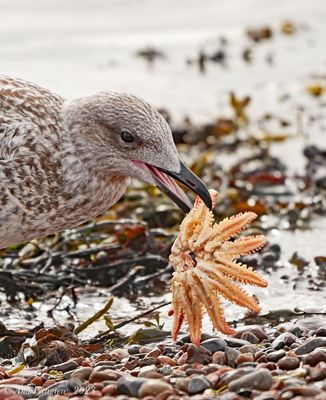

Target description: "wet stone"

left=225, top=347, right=241, bottom=368
left=48, top=359, right=79, bottom=373
left=157, top=365, right=172, bottom=376
left=70, top=367, right=94, bottom=381
left=241, top=332, right=260, bottom=344
left=116, top=375, right=147, bottom=397
left=277, top=356, right=300, bottom=370
left=305, top=348, right=326, bottom=366
left=38, top=380, right=72, bottom=396
left=234, top=326, right=268, bottom=341
left=316, top=327, right=326, bottom=337
left=228, top=368, right=273, bottom=392
left=138, top=365, right=157, bottom=377
left=138, top=380, right=173, bottom=398
left=272, top=332, right=297, bottom=350
left=89, top=370, right=118, bottom=383
left=186, top=344, right=211, bottom=364
left=295, top=337, right=326, bottom=355
left=235, top=352, right=254, bottom=365
left=225, top=338, right=251, bottom=348
left=212, top=351, right=226, bottom=365
left=187, top=376, right=210, bottom=395
left=288, top=326, right=303, bottom=338
left=0, top=384, right=36, bottom=399
left=239, top=344, right=259, bottom=355
left=201, top=338, right=226, bottom=353
left=267, top=349, right=286, bottom=362
left=127, top=345, right=142, bottom=355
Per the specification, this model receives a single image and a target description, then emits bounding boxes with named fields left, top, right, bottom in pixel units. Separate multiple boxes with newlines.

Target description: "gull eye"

left=121, top=131, right=135, bottom=143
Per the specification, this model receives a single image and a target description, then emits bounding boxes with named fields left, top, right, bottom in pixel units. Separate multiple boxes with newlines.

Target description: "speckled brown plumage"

left=0, top=76, right=189, bottom=248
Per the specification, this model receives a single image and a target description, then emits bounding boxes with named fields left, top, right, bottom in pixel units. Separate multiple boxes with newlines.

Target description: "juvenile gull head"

left=0, top=76, right=211, bottom=248
left=64, top=92, right=211, bottom=212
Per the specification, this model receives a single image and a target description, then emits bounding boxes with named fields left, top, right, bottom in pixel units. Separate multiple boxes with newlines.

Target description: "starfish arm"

left=196, top=265, right=261, bottom=313
left=205, top=257, right=268, bottom=287
left=219, top=235, right=267, bottom=259
left=182, top=275, right=204, bottom=345
left=190, top=271, right=235, bottom=335
left=171, top=277, right=185, bottom=341
left=204, top=212, right=258, bottom=252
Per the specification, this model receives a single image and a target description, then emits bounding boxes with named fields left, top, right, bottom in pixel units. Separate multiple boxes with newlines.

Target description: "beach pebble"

left=315, top=327, right=326, bottom=337
left=225, top=347, right=241, bottom=368
left=0, top=377, right=27, bottom=385
left=277, top=356, right=300, bottom=370
left=305, top=348, right=326, bottom=366
left=267, top=350, right=286, bottom=362
left=102, top=384, right=118, bottom=395
left=295, top=337, right=326, bottom=355
left=224, top=338, right=251, bottom=348
left=201, top=338, right=226, bottom=353
left=116, top=375, right=147, bottom=397
left=236, top=352, right=254, bottom=365
left=110, top=349, right=129, bottom=360
left=157, top=355, right=176, bottom=366
left=187, top=376, right=210, bottom=394
left=212, top=351, right=226, bottom=365
left=138, top=380, right=173, bottom=398
left=228, top=368, right=273, bottom=392
left=233, top=325, right=268, bottom=342
left=138, top=365, right=157, bottom=377
left=70, top=366, right=93, bottom=380
left=89, top=370, right=118, bottom=383
left=241, top=332, right=260, bottom=344
left=272, top=332, right=297, bottom=350
left=48, top=360, right=79, bottom=373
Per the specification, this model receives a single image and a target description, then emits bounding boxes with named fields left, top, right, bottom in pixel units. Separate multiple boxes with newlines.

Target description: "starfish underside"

left=169, top=189, right=267, bottom=345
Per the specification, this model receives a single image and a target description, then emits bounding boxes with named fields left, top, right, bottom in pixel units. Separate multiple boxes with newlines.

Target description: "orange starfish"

left=169, top=189, right=267, bottom=345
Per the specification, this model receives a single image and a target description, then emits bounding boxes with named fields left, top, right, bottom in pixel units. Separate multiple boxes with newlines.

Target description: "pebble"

left=70, top=366, right=94, bottom=380
left=239, top=344, right=259, bottom=355
left=235, top=352, right=254, bottom=365
left=228, top=368, right=273, bottom=392
left=272, top=332, right=297, bottom=350
left=89, top=370, right=118, bottom=383
left=116, top=375, right=147, bottom=397
left=138, top=365, right=157, bottom=377
left=102, top=384, right=118, bottom=395
left=233, top=325, right=268, bottom=341
left=0, top=385, right=36, bottom=399
left=138, top=380, right=173, bottom=398
left=0, top=377, right=27, bottom=385
left=145, top=348, right=161, bottom=358
left=305, top=348, right=326, bottom=366
left=110, top=349, right=129, bottom=360
left=241, top=332, right=260, bottom=344
left=212, top=351, right=226, bottom=365
left=277, top=356, right=300, bottom=370
left=185, top=344, right=210, bottom=364
left=295, top=337, right=326, bottom=355
left=316, top=327, right=326, bottom=337
left=187, top=376, right=210, bottom=394
left=267, top=349, right=286, bottom=362
left=225, top=347, right=241, bottom=368
left=224, top=337, right=251, bottom=348
left=48, top=360, right=79, bottom=373
left=200, top=338, right=226, bottom=353
left=38, top=380, right=72, bottom=396
left=157, top=355, right=176, bottom=366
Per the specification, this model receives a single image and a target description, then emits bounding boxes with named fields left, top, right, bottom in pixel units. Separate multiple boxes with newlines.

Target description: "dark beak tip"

left=158, top=160, right=212, bottom=213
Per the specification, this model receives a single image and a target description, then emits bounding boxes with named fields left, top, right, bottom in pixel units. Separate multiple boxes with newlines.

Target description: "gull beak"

left=132, top=160, right=212, bottom=213
left=156, top=161, right=212, bottom=213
